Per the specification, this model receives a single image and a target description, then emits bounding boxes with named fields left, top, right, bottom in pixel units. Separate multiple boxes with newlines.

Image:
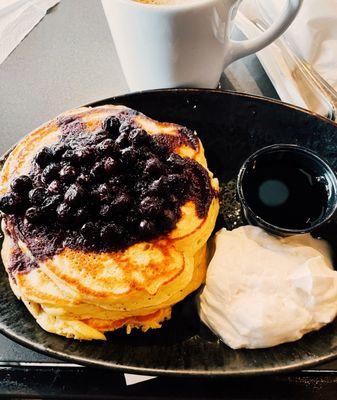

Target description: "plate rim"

left=2, top=315, right=337, bottom=377
left=88, top=88, right=337, bottom=128
left=1, top=88, right=337, bottom=377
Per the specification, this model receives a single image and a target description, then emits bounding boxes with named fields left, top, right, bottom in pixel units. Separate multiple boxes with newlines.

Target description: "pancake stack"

left=0, top=105, right=219, bottom=340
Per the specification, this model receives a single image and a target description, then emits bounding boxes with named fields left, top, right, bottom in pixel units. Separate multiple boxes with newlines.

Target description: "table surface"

left=0, top=0, right=337, bottom=398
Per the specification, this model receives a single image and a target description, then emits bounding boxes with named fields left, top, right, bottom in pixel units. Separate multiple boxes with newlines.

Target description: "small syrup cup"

left=237, top=144, right=337, bottom=236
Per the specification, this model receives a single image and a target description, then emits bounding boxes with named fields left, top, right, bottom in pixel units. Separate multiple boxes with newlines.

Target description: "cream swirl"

left=199, top=226, right=337, bottom=349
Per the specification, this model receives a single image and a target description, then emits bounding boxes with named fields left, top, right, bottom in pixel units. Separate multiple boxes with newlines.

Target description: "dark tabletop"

left=0, top=0, right=337, bottom=398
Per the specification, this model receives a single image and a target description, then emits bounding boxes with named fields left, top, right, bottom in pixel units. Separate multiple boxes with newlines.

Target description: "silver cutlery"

left=247, top=1, right=337, bottom=121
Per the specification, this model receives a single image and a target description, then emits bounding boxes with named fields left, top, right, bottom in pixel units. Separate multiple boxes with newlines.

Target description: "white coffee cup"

left=101, top=0, right=302, bottom=92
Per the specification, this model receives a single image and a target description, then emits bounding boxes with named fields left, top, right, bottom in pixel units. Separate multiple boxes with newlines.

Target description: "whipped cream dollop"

left=199, top=226, right=337, bottom=349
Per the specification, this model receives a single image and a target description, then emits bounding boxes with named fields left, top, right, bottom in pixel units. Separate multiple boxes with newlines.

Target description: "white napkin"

left=124, top=373, right=156, bottom=386
left=259, top=0, right=337, bottom=90
left=236, top=0, right=337, bottom=114
left=0, top=0, right=60, bottom=65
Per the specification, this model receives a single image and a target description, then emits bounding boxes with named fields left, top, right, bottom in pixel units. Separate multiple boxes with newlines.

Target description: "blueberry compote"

left=0, top=113, right=214, bottom=259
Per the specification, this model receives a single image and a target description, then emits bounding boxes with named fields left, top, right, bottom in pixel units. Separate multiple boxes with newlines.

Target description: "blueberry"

left=121, top=146, right=138, bottom=166
left=109, top=176, right=126, bottom=189
left=115, top=132, right=129, bottom=148
left=166, top=173, right=184, bottom=183
left=42, top=164, right=60, bottom=184
left=76, top=173, right=91, bottom=187
left=42, top=195, right=62, bottom=211
left=10, top=175, right=32, bottom=194
left=47, top=180, right=62, bottom=194
left=133, top=181, right=147, bottom=196
left=166, top=153, right=185, bottom=172
left=139, top=148, right=154, bottom=161
left=126, top=213, right=139, bottom=228
left=139, top=219, right=156, bottom=236
left=148, top=176, right=167, bottom=194
left=167, top=194, right=179, bottom=207
left=90, top=162, right=105, bottom=181
left=62, top=149, right=77, bottom=163
left=119, top=121, right=131, bottom=134
left=64, top=184, right=85, bottom=206
left=97, top=139, right=115, bottom=155
left=129, top=128, right=148, bottom=145
left=112, top=193, right=131, bottom=211
left=102, top=116, right=120, bottom=137
left=76, top=236, right=93, bottom=248
left=166, top=173, right=188, bottom=194
left=122, top=174, right=136, bottom=186
left=74, top=147, right=95, bottom=164
left=109, top=223, right=123, bottom=238
left=50, top=143, right=68, bottom=159
left=73, top=207, right=89, bottom=224
left=0, top=193, right=22, bottom=214
left=29, top=187, right=47, bottom=206
left=144, top=157, right=162, bottom=176
left=80, top=221, right=98, bottom=239
left=25, top=207, right=44, bottom=223
left=59, top=165, right=77, bottom=183
left=56, top=203, right=73, bottom=223
left=104, top=157, right=117, bottom=175
left=161, top=209, right=176, bottom=230
left=150, top=140, right=169, bottom=157
left=139, top=196, right=163, bottom=217
left=99, top=204, right=114, bottom=220
left=100, top=224, right=117, bottom=243
left=94, top=183, right=112, bottom=203
left=34, top=147, right=52, bottom=168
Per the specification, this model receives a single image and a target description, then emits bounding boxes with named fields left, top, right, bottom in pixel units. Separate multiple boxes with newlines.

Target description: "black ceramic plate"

left=2, top=89, right=337, bottom=377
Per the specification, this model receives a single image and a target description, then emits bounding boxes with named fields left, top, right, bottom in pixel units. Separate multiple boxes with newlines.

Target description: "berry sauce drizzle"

left=8, top=247, right=39, bottom=283
left=1, top=110, right=215, bottom=261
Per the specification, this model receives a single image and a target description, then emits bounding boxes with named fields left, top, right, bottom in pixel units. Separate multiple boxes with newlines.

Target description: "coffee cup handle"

left=226, top=0, right=303, bottom=64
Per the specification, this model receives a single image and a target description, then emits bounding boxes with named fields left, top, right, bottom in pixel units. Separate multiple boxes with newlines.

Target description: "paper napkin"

left=124, top=373, right=157, bottom=386
left=0, top=0, right=60, bottom=65
left=258, top=0, right=337, bottom=90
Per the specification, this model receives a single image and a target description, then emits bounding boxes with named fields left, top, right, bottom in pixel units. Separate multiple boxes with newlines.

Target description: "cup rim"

left=236, top=144, right=337, bottom=235
left=107, top=0, right=221, bottom=11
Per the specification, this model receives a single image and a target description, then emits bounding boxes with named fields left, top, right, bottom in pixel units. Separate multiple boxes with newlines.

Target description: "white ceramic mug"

left=101, top=0, right=303, bottom=91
